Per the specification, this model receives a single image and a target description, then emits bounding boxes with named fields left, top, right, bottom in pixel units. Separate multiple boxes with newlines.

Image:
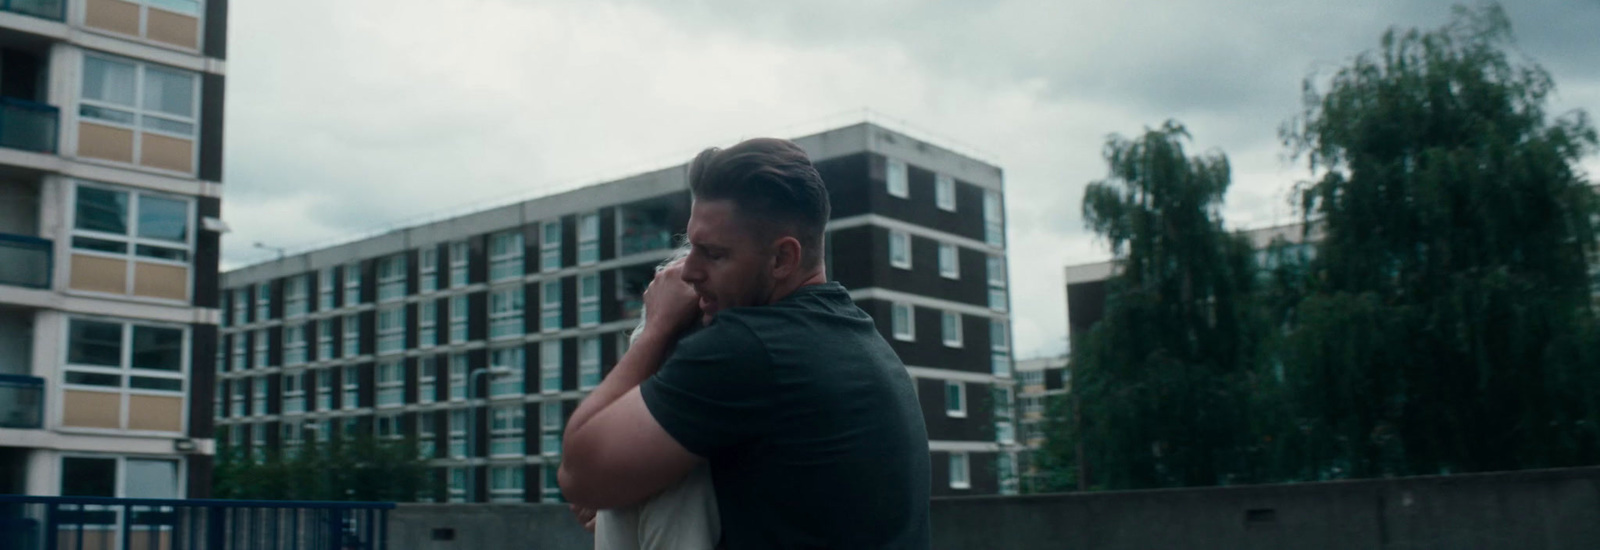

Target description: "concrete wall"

left=389, top=467, right=1600, bottom=550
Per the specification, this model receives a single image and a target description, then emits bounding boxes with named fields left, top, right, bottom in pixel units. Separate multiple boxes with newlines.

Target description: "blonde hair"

left=629, top=242, right=694, bottom=344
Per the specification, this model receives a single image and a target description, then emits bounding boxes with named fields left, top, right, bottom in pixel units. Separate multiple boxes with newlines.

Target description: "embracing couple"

left=558, top=138, right=931, bottom=549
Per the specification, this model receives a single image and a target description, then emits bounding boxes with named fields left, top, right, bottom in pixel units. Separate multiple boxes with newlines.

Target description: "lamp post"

left=466, top=366, right=513, bottom=502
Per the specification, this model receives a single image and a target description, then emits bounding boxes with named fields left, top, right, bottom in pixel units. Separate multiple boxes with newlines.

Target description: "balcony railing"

left=0, top=234, right=50, bottom=289
left=0, top=0, right=64, bottom=21
left=0, top=495, right=394, bottom=550
left=0, top=97, right=58, bottom=154
left=0, top=374, right=42, bottom=429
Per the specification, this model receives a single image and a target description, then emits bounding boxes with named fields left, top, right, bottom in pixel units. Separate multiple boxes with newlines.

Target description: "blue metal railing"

left=0, top=374, right=42, bottom=429
left=0, top=495, right=394, bottom=550
left=0, top=0, right=64, bottom=21
left=0, top=97, right=59, bottom=154
left=0, top=234, right=51, bottom=289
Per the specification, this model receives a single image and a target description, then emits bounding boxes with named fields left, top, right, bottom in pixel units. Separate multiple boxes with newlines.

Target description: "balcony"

left=618, top=196, right=687, bottom=257
left=0, top=234, right=49, bottom=288
left=0, top=374, right=41, bottom=429
left=0, top=0, right=64, bottom=21
left=0, top=98, right=57, bottom=154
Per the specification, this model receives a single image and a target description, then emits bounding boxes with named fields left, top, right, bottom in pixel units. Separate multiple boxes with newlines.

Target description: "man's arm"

left=559, top=265, right=703, bottom=508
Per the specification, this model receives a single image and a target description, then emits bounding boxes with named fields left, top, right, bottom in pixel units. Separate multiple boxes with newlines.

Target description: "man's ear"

left=771, top=236, right=803, bottom=279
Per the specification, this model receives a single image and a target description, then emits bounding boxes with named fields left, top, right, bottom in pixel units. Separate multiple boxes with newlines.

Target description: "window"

left=252, top=329, right=268, bottom=368
left=942, top=311, right=963, bottom=348
left=542, top=465, right=561, bottom=503
left=284, top=324, right=307, bottom=366
left=448, top=410, right=468, bottom=459
left=215, top=339, right=226, bottom=373
left=579, top=336, right=601, bottom=390
left=448, top=354, right=468, bottom=401
left=419, top=246, right=438, bottom=293
left=889, top=230, right=911, bottom=269
left=232, top=289, right=248, bottom=325
left=490, top=465, right=524, bottom=502
left=342, top=315, right=360, bottom=358
left=60, top=456, right=179, bottom=499
left=540, top=341, right=562, bottom=394
left=284, top=275, right=308, bottom=318
left=230, top=332, right=245, bottom=371
left=251, top=376, right=267, bottom=416
left=281, top=372, right=304, bottom=414
left=344, top=263, right=361, bottom=305
left=255, top=283, right=271, bottom=321
left=446, top=467, right=467, bottom=503
left=318, top=269, right=335, bottom=311
left=995, top=386, right=1014, bottom=421
left=377, top=307, right=405, bottom=355
left=490, top=347, right=524, bottom=397
left=542, top=400, right=563, bottom=456
left=984, top=190, right=1004, bottom=246
left=988, top=255, right=1008, bottom=312
left=939, top=243, right=959, bottom=279
left=542, top=432, right=562, bottom=457
left=377, top=255, right=407, bottom=302
left=489, top=287, right=524, bottom=339
left=490, top=230, right=524, bottom=282
left=999, top=453, right=1019, bottom=495
left=342, top=365, right=360, bottom=410
left=541, top=221, right=562, bottom=272
left=991, top=321, right=1011, bottom=377
left=80, top=54, right=199, bottom=143
left=891, top=303, right=915, bottom=342
left=419, top=300, right=437, bottom=348
left=996, top=421, right=1015, bottom=444
left=886, top=158, right=908, bottom=198
left=945, top=381, right=966, bottom=418
left=936, top=174, right=956, bottom=211
left=949, top=452, right=970, bottom=489
left=449, top=241, right=469, bottom=287
left=315, top=320, right=333, bottom=362
left=449, top=295, right=468, bottom=344
left=418, top=413, right=436, bottom=458
left=315, top=369, right=332, bottom=410
left=377, top=361, right=403, bottom=407
left=578, top=213, right=599, bottom=265
left=579, top=274, right=599, bottom=327
left=417, top=356, right=437, bottom=404
left=541, top=281, right=562, bottom=332
left=375, top=412, right=402, bottom=441
left=230, top=379, right=246, bottom=417
left=249, top=424, right=266, bottom=461
left=490, top=405, right=524, bottom=457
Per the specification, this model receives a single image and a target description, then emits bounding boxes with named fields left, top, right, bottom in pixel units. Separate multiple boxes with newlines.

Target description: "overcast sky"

left=221, top=0, right=1600, bottom=359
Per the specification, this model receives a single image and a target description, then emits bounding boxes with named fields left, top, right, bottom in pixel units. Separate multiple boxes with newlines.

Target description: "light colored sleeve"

left=637, top=463, right=720, bottom=550
left=594, top=507, right=641, bottom=550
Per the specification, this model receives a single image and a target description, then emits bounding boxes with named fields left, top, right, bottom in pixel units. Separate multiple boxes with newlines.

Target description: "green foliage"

left=1054, top=121, right=1265, bottom=490
left=1276, top=2, right=1600, bottom=477
left=214, top=430, right=432, bottom=502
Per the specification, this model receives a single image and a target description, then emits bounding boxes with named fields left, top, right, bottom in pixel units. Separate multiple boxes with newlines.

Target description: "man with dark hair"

left=561, top=138, right=932, bottom=549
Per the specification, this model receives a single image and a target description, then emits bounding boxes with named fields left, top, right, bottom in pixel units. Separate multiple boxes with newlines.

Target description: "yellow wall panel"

left=58, top=529, right=114, bottom=550
left=78, top=122, right=135, bottom=164
left=84, top=0, right=141, bottom=37
left=146, top=9, right=200, bottom=49
left=69, top=254, right=127, bottom=294
left=139, top=134, right=194, bottom=173
left=62, top=390, right=121, bottom=429
left=127, top=394, right=183, bottom=432
left=133, top=262, right=188, bottom=301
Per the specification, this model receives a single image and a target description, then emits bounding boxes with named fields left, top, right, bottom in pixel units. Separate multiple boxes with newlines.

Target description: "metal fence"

left=0, top=496, right=394, bottom=550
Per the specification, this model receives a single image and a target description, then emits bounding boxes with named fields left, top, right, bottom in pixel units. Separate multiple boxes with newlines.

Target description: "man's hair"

left=688, top=138, right=831, bottom=269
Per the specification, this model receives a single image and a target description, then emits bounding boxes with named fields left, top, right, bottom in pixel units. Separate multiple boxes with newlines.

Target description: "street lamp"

left=466, top=366, right=513, bottom=502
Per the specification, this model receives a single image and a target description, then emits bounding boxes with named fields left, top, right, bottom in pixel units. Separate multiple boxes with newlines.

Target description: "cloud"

left=222, top=0, right=1600, bottom=359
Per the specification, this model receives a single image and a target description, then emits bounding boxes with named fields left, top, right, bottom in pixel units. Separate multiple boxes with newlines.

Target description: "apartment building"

left=214, top=122, right=1022, bottom=502
left=0, top=0, right=228, bottom=500
left=1012, top=355, right=1068, bottom=493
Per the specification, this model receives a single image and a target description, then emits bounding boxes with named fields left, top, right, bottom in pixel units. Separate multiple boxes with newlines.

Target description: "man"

left=560, top=137, right=931, bottom=548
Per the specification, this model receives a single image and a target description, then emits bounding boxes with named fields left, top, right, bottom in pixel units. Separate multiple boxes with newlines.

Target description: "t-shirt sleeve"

left=640, top=319, right=773, bottom=459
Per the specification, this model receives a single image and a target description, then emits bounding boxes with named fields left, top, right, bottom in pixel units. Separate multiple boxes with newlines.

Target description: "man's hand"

left=569, top=504, right=597, bottom=533
left=642, top=262, right=700, bottom=339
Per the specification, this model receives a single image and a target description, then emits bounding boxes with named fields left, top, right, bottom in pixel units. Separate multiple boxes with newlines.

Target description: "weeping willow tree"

left=1059, top=121, right=1265, bottom=490
left=1273, top=2, right=1600, bottom=479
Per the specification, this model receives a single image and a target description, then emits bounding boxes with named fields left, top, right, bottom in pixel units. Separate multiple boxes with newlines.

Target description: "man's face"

left=681, top=200, right=775, bottom=323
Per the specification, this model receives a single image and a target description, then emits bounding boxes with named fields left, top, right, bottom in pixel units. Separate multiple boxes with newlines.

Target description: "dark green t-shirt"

left=640, top=282, right=931, bottom=549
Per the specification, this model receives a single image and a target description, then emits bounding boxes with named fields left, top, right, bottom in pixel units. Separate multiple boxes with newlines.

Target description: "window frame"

left=984, top=190, right=1004, bottom=246
left=418, top=299, right=437, bottom=349
left=283, top=275, right=309, bottom=318
left=949, top=452, right=971, bottom=489
left=886, top=158, right=909, bottom=198
left=578, top=274, right=600, bottom=327
left=417, top=356, right=437, bottom=404
left=489, top=346, right=525, bottom=397
left=78, top=53, right=201, bottom=150
left=283, top=323, right=307, bottom=366
left=541, top=280, right=562, bottom=332
left=449, top=295, right=468, bottom=344
left=938, top=242, right=960, bottom=279
left=578, top=213, right=599, bottom=265
left=251, top=328, right=268, bottom=368
left=376, top=361, right=404, bottom=408
left=343, top=263, right=361, bottom=305
left=341, top=365, right=360, bottom=410
left=489, top=405, right=524, bottom=458
left=448, top=241, right=469, bottom=288
left=489, top=286, right=525, bottom=340
left=889, top=230, right=912, bottom=270
left=317, top=269, right=335, bottom=311
left=578, top=336, right=600, bottom=390
left=419, top=246, right=438, bottom=293
left=935, top=174, right=956, bottom=211
left=448, top=354, right=468, bottom=401
left=541, top=221, right=562, bottom=272
left=489, top=465, right=524, bottom=502
left=945, top=381, right=966, bottom=418
left=341, top=315, right=360, bottom=358
left=891, top=302, right=915, bottom=342
left=490, top=230, right=524, bottom=282
left=377, top=255, right=407, bottom=303
left=941, top=310, right=963, bottom=348
left=61, top=317, right=190, bottom=432
left=281, top=372, right=304, bottom=414
left=540, top=341, right=561, bottom=394
left=376, top=306, right=406, bottom=355
left=448, top=410, right=468, bottom=459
